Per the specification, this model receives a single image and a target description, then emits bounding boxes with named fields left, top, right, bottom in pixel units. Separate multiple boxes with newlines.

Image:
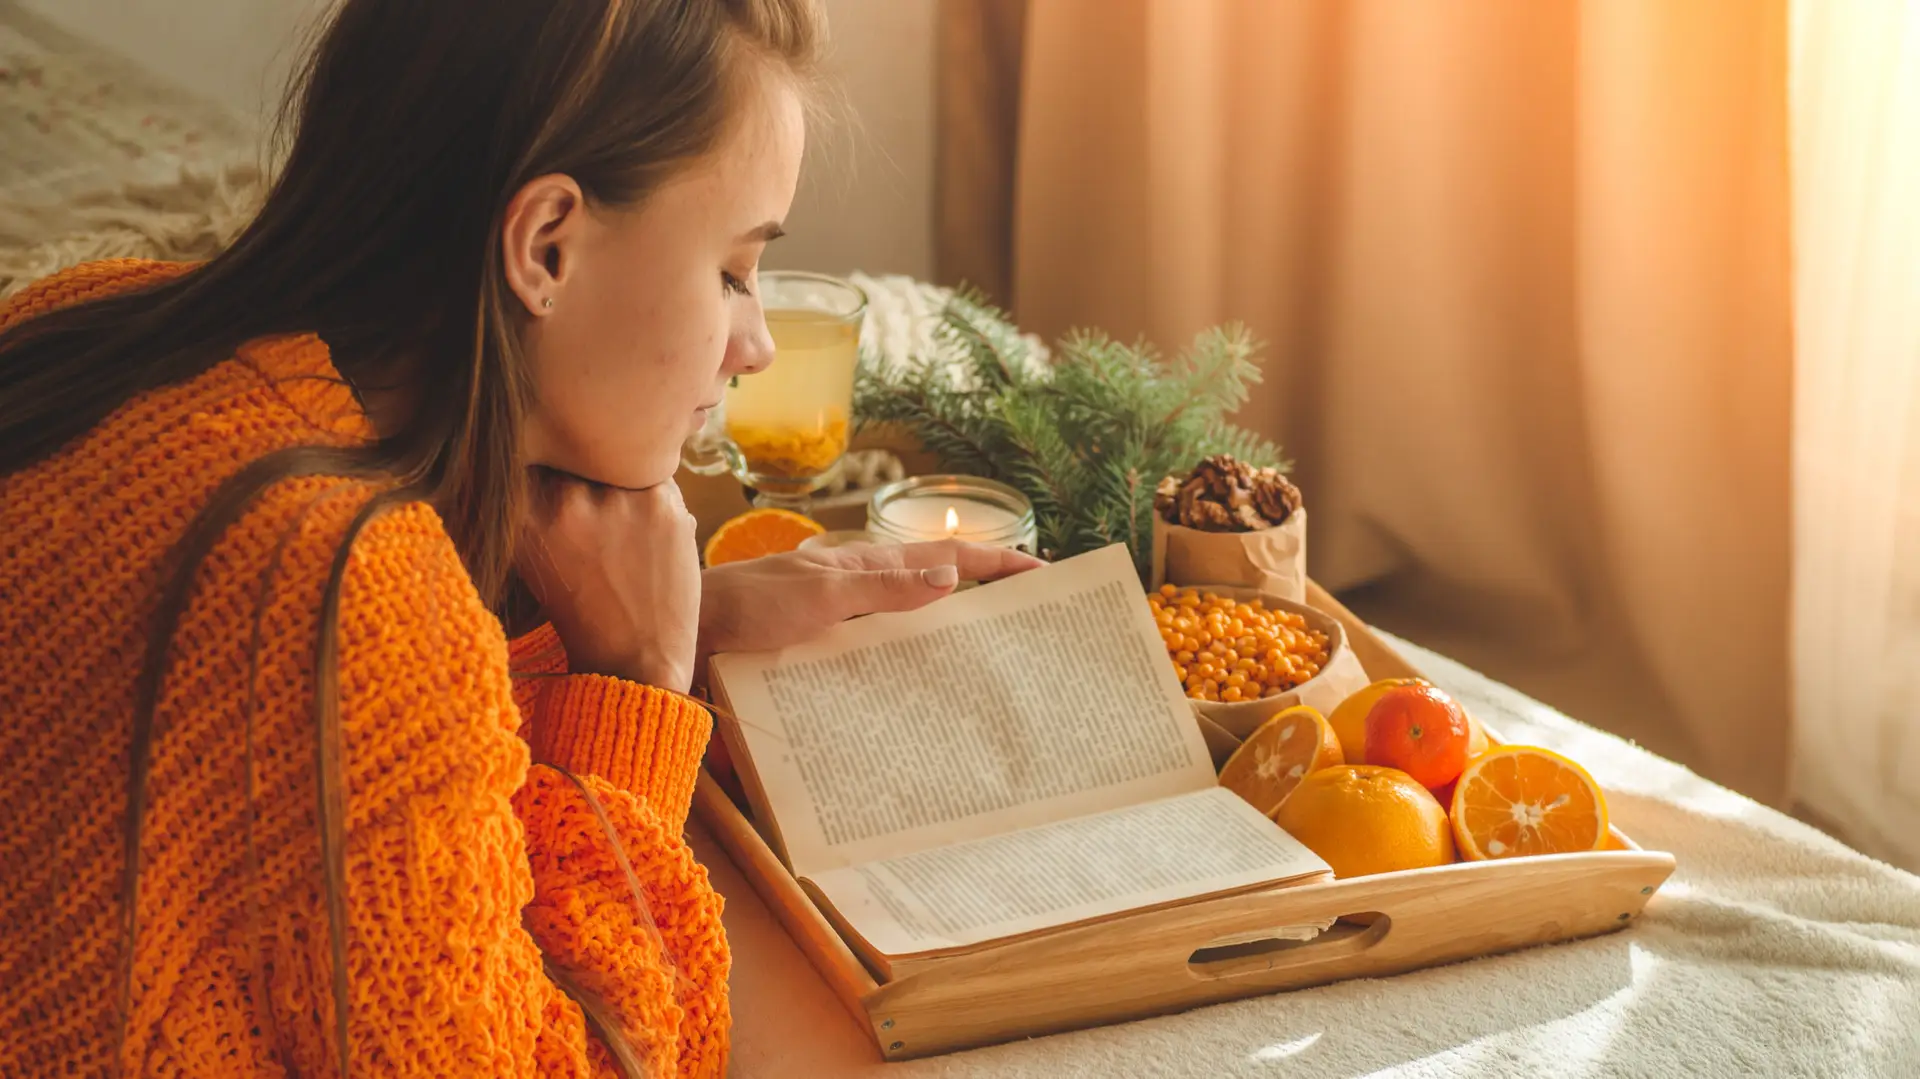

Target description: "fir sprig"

left=856, top=291, right=1287, bottom=579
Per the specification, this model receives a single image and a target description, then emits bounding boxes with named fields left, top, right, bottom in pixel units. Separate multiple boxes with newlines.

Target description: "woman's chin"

left=623, top=457, right=684, bottom=490
left=539, top=454, right=681, bottom=491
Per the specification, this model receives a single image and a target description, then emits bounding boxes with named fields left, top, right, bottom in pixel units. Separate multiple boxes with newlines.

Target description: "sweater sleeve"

left=0, top=258, right=195, bottom=332
left=290, top=499, right=728, bottom=1077
left=506, top=624, right=712, bottom=830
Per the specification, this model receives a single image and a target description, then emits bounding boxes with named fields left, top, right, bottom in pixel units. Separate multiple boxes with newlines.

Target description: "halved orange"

left=1218, top=705, right=1343, bottom=817
left=1450, top=745, right=1609, bottom=860
left=703, top=508, right=825, bottom=566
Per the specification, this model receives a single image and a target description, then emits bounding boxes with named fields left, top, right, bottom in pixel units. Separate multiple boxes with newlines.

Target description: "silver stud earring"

left=542, top=297, right=554, bottom=310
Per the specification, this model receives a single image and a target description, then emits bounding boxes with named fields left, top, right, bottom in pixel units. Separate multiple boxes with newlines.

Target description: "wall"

left=765, top=0, right=936, bottom=280
left=21, top=0, right=936, bottom=279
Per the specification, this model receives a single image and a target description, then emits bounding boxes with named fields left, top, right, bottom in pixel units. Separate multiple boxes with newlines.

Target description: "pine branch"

left=855, top=369, right=1004, bottom=476
left=854, top=295, right=1289, bottom=578
left=935, top=288, right=1031, bottom=393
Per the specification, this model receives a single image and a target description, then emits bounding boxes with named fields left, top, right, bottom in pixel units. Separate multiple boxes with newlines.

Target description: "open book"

left=708, top=544, right=1332, bottom=977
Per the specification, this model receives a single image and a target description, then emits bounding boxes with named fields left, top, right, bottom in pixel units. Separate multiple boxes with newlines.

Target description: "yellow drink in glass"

left=723, top=272, right=866, bottom=503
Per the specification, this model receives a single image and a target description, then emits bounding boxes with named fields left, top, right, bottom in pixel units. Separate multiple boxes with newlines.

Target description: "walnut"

left=1156, top=455, right=1303, bottom=530
left=1250, top=469, right=1303, bottom=525
left=1153, top=474, right=1182, bottom=518
left=1177, top=478, right=1234, bottom=530
left=1175, top=479, right=1204, bottom=525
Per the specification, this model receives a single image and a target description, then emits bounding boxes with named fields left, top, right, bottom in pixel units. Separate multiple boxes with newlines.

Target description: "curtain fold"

left=933, top=0, right=1029, bottom=304
left=944, top=0, right=1795, bottom=801
left=1788, top=0, right=1920, bottom=867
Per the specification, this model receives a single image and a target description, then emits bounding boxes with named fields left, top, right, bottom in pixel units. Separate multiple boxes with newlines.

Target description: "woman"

left=0, top=1, right=1036, bottom=1075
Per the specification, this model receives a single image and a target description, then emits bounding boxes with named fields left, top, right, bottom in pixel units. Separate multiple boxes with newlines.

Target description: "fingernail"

left=922, top=565, right=959, bottom=589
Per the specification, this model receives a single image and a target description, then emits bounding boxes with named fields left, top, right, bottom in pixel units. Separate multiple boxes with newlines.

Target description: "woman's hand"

left=698, top=539, right=1045, bottom=659
left=517, top=469, right=701, bottom=692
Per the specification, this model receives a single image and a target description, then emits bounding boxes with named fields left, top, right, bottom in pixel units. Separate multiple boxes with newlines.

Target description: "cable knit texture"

left=0, top=260, right=728, bottom=1076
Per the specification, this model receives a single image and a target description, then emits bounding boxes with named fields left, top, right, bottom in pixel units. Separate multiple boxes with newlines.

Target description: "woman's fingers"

left=831, top=539, right=1045, bottom=580
left=515, top=469, right=700, bottom=690
left=817, top=542, right=1045, bottom=621
left=846, top=564, right=963, bottom=615
left=699, top=540, right=1044, bottom=654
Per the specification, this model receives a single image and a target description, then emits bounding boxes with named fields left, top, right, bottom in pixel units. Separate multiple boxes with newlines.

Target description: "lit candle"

left=867, top=475, right=1038, bottom=552
left=873, top=496, right=1021, bottom=542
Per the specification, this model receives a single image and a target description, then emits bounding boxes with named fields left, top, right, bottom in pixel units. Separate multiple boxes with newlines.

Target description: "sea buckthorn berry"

left=1148, top=588, right=1329, bottom=696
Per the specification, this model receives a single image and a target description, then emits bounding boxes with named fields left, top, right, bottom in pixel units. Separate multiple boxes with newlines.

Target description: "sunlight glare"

left=1250, top=1032, right=1322, bottom=1061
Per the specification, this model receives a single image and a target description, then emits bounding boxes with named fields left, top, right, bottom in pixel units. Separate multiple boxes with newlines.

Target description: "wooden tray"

left=693, top=580, right=1676, bottom=1061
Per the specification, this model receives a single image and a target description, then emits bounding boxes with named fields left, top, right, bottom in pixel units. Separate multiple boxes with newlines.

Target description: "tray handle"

left=1186, top=913, right=1391, bottom=980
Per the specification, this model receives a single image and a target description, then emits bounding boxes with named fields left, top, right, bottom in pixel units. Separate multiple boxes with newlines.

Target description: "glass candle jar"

left=866, top=475, right=1038, bottom=554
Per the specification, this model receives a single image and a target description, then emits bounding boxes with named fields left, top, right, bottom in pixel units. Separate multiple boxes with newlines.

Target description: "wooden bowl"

left=1174, top=585, right=1372, bottom=743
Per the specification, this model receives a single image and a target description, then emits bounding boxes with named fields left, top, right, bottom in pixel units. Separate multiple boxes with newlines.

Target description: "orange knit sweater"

left=0, top=261, right=729, bottom=1076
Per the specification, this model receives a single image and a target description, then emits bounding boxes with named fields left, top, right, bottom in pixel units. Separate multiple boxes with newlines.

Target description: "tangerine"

left=1326, top=677, right=1428, bottom=761
left=1364, top=684, right=1471, bottom=791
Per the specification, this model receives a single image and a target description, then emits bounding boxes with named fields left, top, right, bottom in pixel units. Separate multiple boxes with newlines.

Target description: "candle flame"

left=944, top=506, right=959, bottom=535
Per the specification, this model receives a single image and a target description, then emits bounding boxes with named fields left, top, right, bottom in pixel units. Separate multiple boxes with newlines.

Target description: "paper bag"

left=1150, top=508, right=1309, bottom=603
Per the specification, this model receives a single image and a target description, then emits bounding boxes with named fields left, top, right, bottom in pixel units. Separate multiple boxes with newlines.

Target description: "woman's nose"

left=727, top=312, right=776, bottom=377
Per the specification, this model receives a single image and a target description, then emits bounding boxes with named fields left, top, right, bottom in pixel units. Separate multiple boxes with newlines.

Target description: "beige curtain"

left=1789, top=0, right=1920, bottom=866
left=940, top=0, right=1793, bottom=802
left=934, top=0, right=1028, bottom=306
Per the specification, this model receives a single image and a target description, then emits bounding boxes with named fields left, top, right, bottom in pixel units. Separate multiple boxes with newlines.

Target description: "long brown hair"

left=0, top=1, right=822, bottom=1075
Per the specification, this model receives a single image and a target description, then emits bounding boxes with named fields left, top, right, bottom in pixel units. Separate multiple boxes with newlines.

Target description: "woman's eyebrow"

left=739, top=221, right=787, bottom=243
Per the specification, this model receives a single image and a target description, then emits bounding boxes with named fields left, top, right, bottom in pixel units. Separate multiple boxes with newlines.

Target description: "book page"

left=803, top=787, right=1331, bottom=958
left=710, top=544, right=1213, bottom=874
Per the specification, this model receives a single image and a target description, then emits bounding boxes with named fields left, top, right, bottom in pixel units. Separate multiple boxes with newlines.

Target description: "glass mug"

left=682, top=271, right=867, bottom=510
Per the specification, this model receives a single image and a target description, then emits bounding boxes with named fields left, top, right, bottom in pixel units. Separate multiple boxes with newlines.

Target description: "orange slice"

left=1450, top=745, right=1609, bottom=860
left=1218, top=705, right=1343, bottom=817
left=702, top=508, right=825, bottom=566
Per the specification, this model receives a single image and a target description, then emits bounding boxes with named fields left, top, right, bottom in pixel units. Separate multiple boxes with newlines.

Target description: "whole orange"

left=1364, top=685, right=1470, bottom=791
left=1271, top=764, right=1456, bottom=878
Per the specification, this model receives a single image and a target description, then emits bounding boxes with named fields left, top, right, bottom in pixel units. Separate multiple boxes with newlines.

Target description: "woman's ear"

left=501, top=174, right=587, bottom=317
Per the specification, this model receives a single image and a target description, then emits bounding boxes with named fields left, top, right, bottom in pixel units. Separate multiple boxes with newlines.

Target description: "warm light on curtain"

left=1788, top=0, right=1920, bottom=867
left=948, top=0, right=1795, bottom=802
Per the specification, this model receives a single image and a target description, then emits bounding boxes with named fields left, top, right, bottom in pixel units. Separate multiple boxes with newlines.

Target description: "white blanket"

left=699, top=632, right=1920, bottom=1078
